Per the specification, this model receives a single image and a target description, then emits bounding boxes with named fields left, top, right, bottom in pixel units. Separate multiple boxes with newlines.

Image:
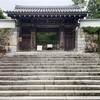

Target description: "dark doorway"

left=65, top=29, right=75, bottom=51
left=37, top=32, right=59, bottom=50
left=20, top=36, right=31, bottom=51
left=65, top=35, right=74, bottom=50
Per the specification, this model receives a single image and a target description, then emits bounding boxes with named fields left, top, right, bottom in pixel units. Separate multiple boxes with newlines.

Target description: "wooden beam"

left=21, top=23, right=77, bottom=28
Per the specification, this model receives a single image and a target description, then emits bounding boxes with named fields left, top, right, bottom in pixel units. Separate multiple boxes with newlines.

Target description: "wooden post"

left=59, top=27, right=65, bottom=50
left=98, top=30, right=100, bottom=53
left=31, top=31, right=36, bottom=51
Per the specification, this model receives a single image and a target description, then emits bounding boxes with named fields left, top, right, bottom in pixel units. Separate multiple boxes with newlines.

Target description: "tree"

left=72, top=0, right=87, bottom=8
left=87, top=0, right=100, bottom=18
left=72, top=0, right=84, bottom=5
left=0, top=8, right=5, bottom=19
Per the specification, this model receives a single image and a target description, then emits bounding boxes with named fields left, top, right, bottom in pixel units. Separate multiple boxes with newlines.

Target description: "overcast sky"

left=0, top=0, right=73, bottom=10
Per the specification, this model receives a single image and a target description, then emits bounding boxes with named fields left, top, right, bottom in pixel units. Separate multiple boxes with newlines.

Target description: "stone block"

left=10, top=46, right=17, bottom=53
left=10, top=42, right=17, bottom=46
left=78, top=44, right=85, bottom=48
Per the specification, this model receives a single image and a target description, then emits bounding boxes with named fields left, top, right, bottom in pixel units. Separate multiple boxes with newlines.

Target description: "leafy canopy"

left=37, top=32, right=59, bottom=44
left=87, top=0, right=100, bottom=18
left=72, top=0, right=86, bottom=8
left=72, top=0, right=85, bottom=5
left=0, top=9, right=5, bottom=19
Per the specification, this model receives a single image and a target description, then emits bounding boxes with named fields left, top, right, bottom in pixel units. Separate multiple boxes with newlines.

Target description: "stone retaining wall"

left=76, top=28, right=85, bottom=53
left=85, top=33, right=98, bottom=52
left=76, top=28, right=98, bottom=53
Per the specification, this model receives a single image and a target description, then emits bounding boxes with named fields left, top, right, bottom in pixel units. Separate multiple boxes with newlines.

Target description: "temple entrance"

left=6, top=5, right=87, bottom=52
left=19, top=27, right=75, bottom=51
left=37, top=32, right=59, bottom=50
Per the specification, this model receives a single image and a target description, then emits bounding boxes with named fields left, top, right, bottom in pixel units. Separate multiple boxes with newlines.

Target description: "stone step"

left=0, top=57, right=97, bottom=59
left=0, top=90, right=100, bottom=96
left=1, top=58, right=98, bottom=61
left=1, top=58, right=99, bottom=61
left=1, top=64, right=98, bottom=67
left=5, top=52, right=100, bottom=56
left=4, top=56, right=85, bottom=58
left=0, top=69, right=100, bottom=72
left=0, top=96, right=100, bottom=100
left=0, top=67, right=99, bottom=71
left=0, top=76, right=100, bottom=80
left=4, top=56, right=96, bottom=59
left=0, top=63, right=99, bottom=65
left=0, top=61, right=98, bottom=64
left=2, top=55, right=99, bottom=57
left=0, top=62, right=99, bottom=64
left=0, top=72, right=99, bottom=76
left=0, top=85, right=100, bottom=90
left=4, top=58, right=98, bottom=60
left=0, top=64, right=100, bottom=69
left=0, top=80, right=100, bottom=85
left=3, top=54, right=100, bottom=57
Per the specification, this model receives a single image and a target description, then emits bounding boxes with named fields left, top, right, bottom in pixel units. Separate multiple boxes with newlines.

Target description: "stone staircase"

left=0, top=52, right=100, bottom=100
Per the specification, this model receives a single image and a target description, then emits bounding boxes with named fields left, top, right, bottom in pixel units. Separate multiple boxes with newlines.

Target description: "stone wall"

left=76, top=27, right=98, bottom=53
left=79, top=19, right=100, bottom=53
left=0, top=19, right=16, bottom=55
left=10, top=28, right=18, bottom=53
left=5, top=28, right=18, bottom=55
left=76, top=28, right=85, bottom=53
left=85, top=33, right=98, bottom=52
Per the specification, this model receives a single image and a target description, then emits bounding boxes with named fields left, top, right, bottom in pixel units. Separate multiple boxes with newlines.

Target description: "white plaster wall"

left=80, top=19, right=100, bottom=28
left=0, top=19, right=15, bottom=28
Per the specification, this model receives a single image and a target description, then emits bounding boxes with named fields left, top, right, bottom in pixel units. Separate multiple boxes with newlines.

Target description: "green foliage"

left=87, top=0, right=100, bottom=18
left=37, top=32, right=59, bottom=44
left=0, top=9, right=6, bottom=19
left=83, top=27, right=100, bottom=34
left=72, top=0, right=86, bottom=8
left=72, top=0, right=85, bottom=5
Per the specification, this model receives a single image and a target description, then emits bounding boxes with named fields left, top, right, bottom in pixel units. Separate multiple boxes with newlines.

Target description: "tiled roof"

left=6, top=5, right=85, bottom=13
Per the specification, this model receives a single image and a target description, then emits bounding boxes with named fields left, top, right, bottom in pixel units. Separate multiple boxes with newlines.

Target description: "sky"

left=0, top=0, right=73, bottom=10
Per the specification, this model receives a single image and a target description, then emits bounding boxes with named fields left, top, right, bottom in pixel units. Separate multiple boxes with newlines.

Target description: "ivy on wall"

left=82, top=26, right=100, bottom=52
left=83, top=27, right=100, bottom=34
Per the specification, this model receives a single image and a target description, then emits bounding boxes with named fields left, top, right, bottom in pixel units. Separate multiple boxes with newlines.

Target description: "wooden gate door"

left=21, top=38, right=31, bottom=51
left=65, top=35, right=75, bottom=51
